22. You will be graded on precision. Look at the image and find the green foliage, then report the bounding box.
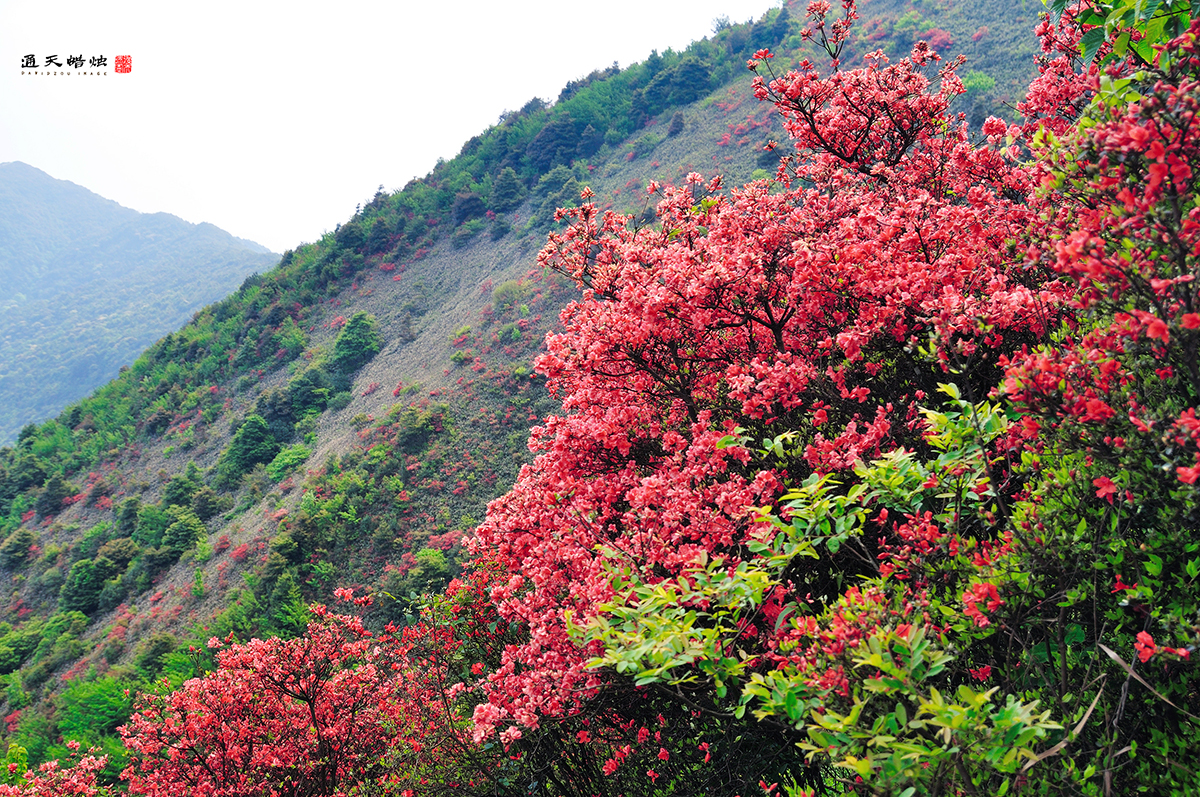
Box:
[334,221,366,252]
[161,470,200,507]
[332,312,382,373]
[392,548,451,597]
[577,392,1066,794]
[34,474,74,517]
[215,414,279,489]
[0,622,40,675]
[668,110,685,136]
[491,280,529,314]
[14,712,54,766]
[451,191,487,225]
[115,497,140,536]
[134,632,177,676]
[630,131,663,159]
[133,504,169,548]
[56,675,133,739]
[289,367,333,417]
[528,166,581,229]
[191,486,225,520]
[58,559,101,614]
[273,316,307,361]
[0,527,35,569]
[1048,0,1193,65]
[489,214,512,240]
[268,570,307,632]
[266,444,312,481]
[96,536,139,572]
[0,743,28,787]
[961,70,996,95]
[638,56,715,117]
[451,218,487,249]
[163,505,206,554]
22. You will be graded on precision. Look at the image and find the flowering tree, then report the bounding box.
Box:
[0,742,111,797]
[463,2,1200,794]
[120,595,482,796]
[467,3,1061,791]
[118,3,1200,795]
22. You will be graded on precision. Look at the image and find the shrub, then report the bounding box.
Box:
[214,415,279,490]
[332,312,381,373]
[490,167,526,212]
[58,559,101,615]
[668,111,685,136]
[163,505,206,554]
[266,444,312,481]
[327,391,353,412]
[0,528,35,570]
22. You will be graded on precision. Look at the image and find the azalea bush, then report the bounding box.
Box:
[460,3,1200,795]
[115,2,1200,795]
[120,593,492,797]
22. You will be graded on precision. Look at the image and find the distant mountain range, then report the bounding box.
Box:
[0,161,278,444]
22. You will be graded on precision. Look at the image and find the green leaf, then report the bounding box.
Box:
[1139,0,1164,22]
[1080,27,1107,65]
[785,689,801,722]
[1113,30,1131,57]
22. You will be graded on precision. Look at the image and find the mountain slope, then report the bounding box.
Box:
[0,162,278,445]
[0,0,1040,773]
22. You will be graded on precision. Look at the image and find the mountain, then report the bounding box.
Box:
[0,162,278,445]
[0,0,1040,778]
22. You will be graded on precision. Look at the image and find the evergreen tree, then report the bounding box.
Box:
[34,474,73,518]
[215,415,279,489]
[163,506,205,553]
[0,528,35,569]
[490,167,526,212]
[58,560,101,615]
[332,312,381,373]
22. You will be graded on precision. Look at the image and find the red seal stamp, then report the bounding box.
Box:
[115,55,131,73]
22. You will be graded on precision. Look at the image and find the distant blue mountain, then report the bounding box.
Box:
[0,162,278,444]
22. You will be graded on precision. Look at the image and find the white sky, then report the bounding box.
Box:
[1,0,780,253]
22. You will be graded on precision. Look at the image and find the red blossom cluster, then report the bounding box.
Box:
[114,3,1200,794]
[121,603,477,796]
[468,10,1063,743]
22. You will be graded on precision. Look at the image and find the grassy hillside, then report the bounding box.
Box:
[0,0,1039,776]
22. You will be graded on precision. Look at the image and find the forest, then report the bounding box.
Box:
[1,0,1199,793]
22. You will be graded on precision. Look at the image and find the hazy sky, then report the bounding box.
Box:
[2,0,780,253]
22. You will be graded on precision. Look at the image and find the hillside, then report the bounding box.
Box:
[0,162,278,445]
[0,0,1042,781]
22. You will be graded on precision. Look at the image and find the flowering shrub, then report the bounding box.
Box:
[0,743,110,797]
[121,600,478,796]
[114,3,1200,795]
[460,3,1200,795]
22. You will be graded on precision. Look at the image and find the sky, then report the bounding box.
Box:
[1,0,780,254]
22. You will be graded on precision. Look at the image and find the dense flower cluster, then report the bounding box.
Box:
[112,3,1200,795]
